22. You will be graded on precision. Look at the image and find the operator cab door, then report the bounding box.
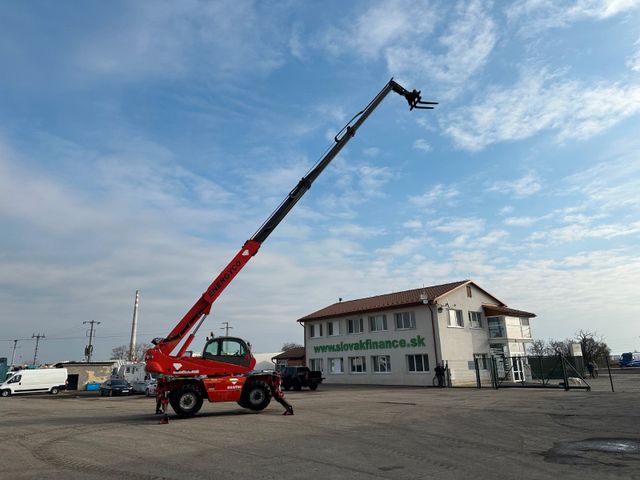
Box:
[202,337,252,368]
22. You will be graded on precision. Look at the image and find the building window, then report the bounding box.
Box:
[327,320,340,336]
[369,314,387,332]
[473,354,488,369]
[347,318,364,334]
[448,309,464,327]
[328,358,343,374]
[309,358,323,372]
[407,354,430,372]
[394,311,416,329]
[308,323,323,338]
[349,356,366,373]
[466,285,472,297]
[469,311,482,328]
[372,355,391,373]
[488,317,506,338]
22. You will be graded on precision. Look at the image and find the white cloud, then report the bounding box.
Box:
[376,236,427,258]
[321,0,495,98]
[628,36,640,72]
[413,139,432,152]
[409,183,460,206]
[507,0,640,36]
[487,173,542,198]
[76,1,287,80]
[530,221,640,243]
[446,68,640,150]
[563,152,640,212]
[403,219,424,229]
[431,217,485,235]
[504,216,542,226]
[385,0,496,97]
[363,147,381,157]
[499,206,514,215]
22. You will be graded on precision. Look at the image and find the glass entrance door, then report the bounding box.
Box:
[512,356,525,382]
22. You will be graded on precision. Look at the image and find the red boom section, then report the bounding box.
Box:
[156,239,262,356]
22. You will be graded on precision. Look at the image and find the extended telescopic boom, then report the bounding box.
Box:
[154,79,436,356]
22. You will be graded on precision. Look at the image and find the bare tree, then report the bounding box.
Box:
[111,343,152,361]
[575,330,610,364]
[528,339,547,356]
[547,338,573,356]
[281,342,303,351]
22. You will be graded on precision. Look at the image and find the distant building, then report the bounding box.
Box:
[298,280,535,386]
[272,347,305,370]
[54,361,116,390]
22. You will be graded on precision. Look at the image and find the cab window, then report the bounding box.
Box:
[204,339,246,357]
[8,374,21,384]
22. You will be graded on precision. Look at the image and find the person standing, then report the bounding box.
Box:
[435,362,446,387]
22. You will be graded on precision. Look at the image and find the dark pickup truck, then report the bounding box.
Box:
[281,366,323,391]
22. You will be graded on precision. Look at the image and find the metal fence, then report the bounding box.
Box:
[441,354,615,391]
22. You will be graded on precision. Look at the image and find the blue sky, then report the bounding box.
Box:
[1,0,639,363]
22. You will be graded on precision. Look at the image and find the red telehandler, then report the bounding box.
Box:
[145,79,436,419]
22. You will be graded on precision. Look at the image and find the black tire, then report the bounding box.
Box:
[292,379,302,391]
[241,381,271,411]
[170,385,203,418]
[309,383,318,391]
[50,387,59,395]
[283,382,291,391]
[1,389,10,398]
[100,390,105,397]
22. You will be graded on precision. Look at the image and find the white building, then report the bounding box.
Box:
[298,280,535,386]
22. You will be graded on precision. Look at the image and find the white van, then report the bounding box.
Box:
[0,368,68,397]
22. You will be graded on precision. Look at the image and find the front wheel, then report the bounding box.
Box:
[170,385,203,418]
[309,383,318,391]
[242,381,272,411]
[1,389,10,398]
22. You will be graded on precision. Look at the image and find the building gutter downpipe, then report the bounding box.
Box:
[428,303,440,364]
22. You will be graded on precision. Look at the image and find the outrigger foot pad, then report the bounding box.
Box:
[159,414,169,425]
[283,406,294,416]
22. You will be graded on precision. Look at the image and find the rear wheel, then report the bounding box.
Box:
[170,385,203,418]
[309,383,318,391]
[292,379,302,391]
[242,381,271,411]
[50,387,59,395]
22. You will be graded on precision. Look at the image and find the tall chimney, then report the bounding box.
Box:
[128,290,140,362]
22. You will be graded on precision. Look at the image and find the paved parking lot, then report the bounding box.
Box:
[1,374,639,480]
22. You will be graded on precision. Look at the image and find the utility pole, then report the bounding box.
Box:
[31,333,45,365]
[128,290,140,362]
[220,322,233,336]
[10,339,20,367]
[83,320,100,362]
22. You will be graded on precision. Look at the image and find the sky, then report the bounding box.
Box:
[1,0,639,364]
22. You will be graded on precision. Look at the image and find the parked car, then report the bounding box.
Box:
[0,368,68,397]
[132,375,157,395]
[281,366,323,391]
[144,378,157,397]
[627,360,640,368]
[100,379,133,396]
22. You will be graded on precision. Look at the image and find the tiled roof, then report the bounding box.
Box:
[483,305,536,318]
[271,347,305,360]
[298,280,471,322]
